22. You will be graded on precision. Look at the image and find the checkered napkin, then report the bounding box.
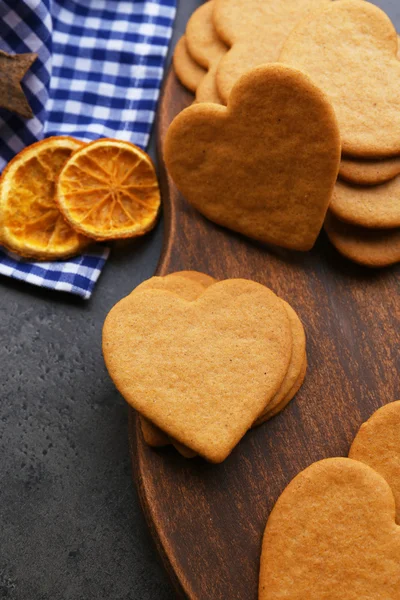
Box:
[0,0,176,299]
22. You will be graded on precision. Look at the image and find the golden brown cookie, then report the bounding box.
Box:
[260,457,400,599]
[141,419,197,458]
[349,401,400,523]
[168,270,216,288]
[172,442,197,459]
[103,279,292,463]
[136,272,216,455]
[254,302,306,426]
[330,178,400,230]
[141,418,169,447]
[279,0,400,157]
[131,273,207,300]
[339,155,400,186]
[173,36,206,93]
[186,2,225,68]
[195,64,224,105]
[324,212,400,268]
[141,275,305,452]
[164,64,340,251]
[213,0,331,104]
[265,356,307,420]
[255,356,307,426]
[186,1,227,105]
[133,272,304,453]
[141,274,305,454]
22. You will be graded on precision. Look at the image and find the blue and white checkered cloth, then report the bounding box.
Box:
[0,0,176,299]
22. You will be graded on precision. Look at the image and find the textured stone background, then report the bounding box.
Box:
[0,1,398,598]
[0,2,198,598]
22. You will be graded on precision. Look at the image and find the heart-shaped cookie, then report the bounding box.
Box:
[254,302,306,425]
[103,279,292,463]
[259,457,400,598]
[350,401,400,523]
[137,271,216,456]
[138,273,306,455]
[164,64,340,251]
[263,356,307,421]
[280,0,400,157]
[213,0,332,103]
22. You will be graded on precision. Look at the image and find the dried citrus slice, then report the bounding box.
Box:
[0,136,90,260]
[56,139,160,240]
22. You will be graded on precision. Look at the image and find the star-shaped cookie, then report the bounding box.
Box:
[0,50,37,119]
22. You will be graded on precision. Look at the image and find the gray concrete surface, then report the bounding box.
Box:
[0,2,200,599]
[0,1,398,598]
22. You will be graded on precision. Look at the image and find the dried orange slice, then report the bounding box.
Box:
[56,139,160,240]
[0,136,90,260]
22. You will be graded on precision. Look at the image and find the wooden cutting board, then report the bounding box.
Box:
[129,67,400,600]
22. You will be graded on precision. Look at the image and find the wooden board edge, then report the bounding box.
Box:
[129,410,194,600]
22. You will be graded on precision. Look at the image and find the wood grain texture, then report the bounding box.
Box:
[129,68,400,600]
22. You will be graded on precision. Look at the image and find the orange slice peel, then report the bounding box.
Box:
[56,138,160,241]
[0,136,90,260]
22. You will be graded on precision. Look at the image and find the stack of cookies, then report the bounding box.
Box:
[102,271,306,463]
[170,0,400,267]
[324,180,400,268]
[173,2,227,104]
[167,1,343,253]
[259,401,400,598]
[173,0,333,107]
[277,0,400,268]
